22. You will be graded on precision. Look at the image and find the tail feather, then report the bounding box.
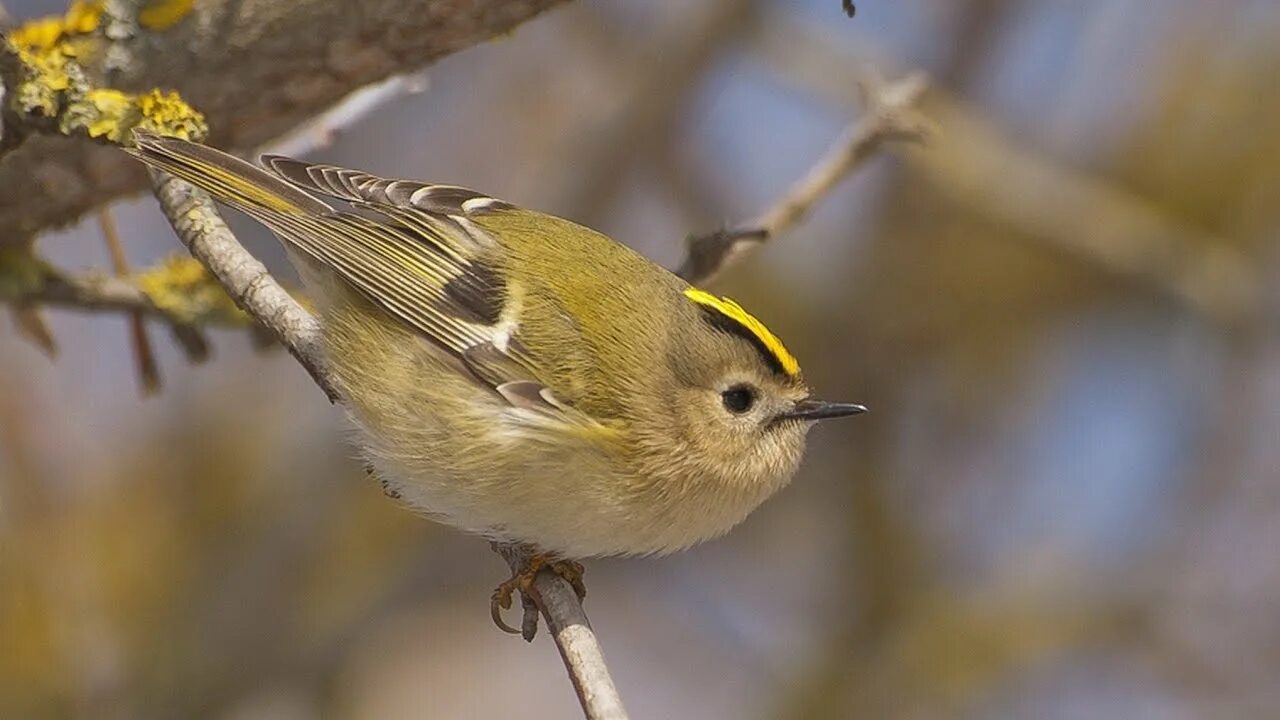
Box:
[129,130,333,218]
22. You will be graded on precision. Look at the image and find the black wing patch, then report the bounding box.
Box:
[442,262,505,325]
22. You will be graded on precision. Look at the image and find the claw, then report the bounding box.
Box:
[490,582,521,635]
[489,547,588,640]
[490,552,547,636]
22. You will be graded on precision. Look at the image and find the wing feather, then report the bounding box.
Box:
[130,132,608,439]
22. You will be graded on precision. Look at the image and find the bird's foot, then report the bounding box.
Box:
[490,543,587,641]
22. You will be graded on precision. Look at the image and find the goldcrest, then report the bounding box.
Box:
[128,132,865,560]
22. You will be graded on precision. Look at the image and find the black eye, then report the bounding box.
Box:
[721,385,756,414]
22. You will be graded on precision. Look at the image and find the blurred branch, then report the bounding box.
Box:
[755,16,1264,326]
[906,100,1261,325]
[144,169,627,719]
[553,0,756,224]
[98,208,161,395]
[263,71,429,159]
[678,71,930,285]
[11,256,238,325]
[21,270,162,316]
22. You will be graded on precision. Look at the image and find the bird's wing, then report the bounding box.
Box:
[130,132,616,441]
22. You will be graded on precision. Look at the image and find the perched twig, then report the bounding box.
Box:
[677,72,930,285]
[495,544,628,720]
[144,169,627,718]
[145,170,339,403]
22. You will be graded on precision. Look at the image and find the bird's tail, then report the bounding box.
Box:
[127,130,333,221]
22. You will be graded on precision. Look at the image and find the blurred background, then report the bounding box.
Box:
[4,0,1280,717]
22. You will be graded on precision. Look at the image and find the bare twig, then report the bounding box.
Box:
[99,208,161,395]
[677,72,930,285]
[263,72,429,159]
[144,169,627,718]
[8,306,55,356]
[756,16,1264,326]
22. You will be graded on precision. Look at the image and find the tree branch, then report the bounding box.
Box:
[145,169,339,403]
[0,0,567,244]
[754,14,1265,326]
[144,169,627,718]
[677,71,929,285]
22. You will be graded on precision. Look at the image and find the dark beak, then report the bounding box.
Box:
[777,398,868,423]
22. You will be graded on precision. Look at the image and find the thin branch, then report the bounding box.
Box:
[21,264,222,325]
[145,170,340,403]
[496,545,628,720]
[677,71,930,285]
[99,208,161,395]
[28,271,170,316]
[263,71,429,159]
[144,169,627,718]
[755,15,1265,326]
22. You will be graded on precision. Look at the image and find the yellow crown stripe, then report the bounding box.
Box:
[684,288,800,376]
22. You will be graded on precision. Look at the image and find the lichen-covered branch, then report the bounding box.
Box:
[3,247,242,324]
[0,0,567,243]
[677,72,930,285]
[2,248,249,361]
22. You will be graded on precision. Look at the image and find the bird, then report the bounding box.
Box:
[126,130,866,634]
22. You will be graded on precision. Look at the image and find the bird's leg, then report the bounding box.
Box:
[490,542,587,641]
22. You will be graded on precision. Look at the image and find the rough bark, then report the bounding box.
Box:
[0,0,566,243]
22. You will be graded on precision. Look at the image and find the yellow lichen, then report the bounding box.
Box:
[3,1,206,150]
[8,18,65,51]
[5,39,206,142]
[52,87,206,143]
[138,0,194,31]
[63,1,105,34]
[135,89,208,140]
[82,88,136,140]
[135,255,245,325]
[9,44,74,116]
[8,1,103,51]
